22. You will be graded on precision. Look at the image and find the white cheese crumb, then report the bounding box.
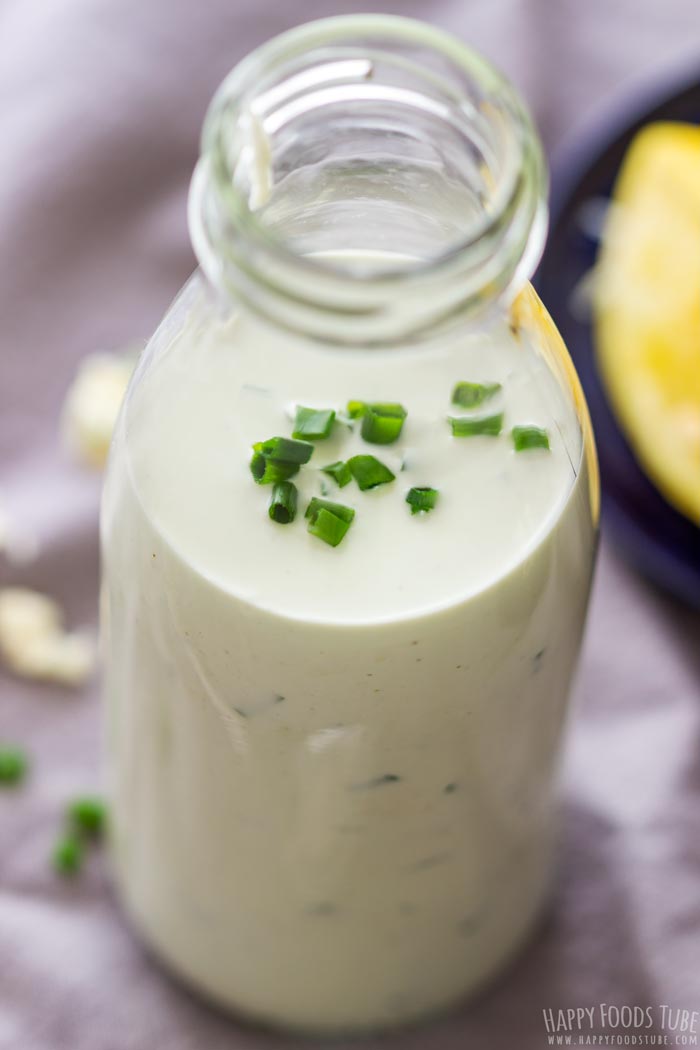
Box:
[61,351,137,469]
[0,587,95,686]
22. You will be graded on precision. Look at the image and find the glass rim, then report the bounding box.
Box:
[194,14,546,287]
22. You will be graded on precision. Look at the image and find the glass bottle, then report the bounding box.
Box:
[101,15,599,1035]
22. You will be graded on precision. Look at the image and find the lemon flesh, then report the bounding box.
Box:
[593,121,700,524]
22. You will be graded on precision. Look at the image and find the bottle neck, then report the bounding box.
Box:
[188,15,548,346]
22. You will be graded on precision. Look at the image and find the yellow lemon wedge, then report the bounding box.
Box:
[593,121,700,524]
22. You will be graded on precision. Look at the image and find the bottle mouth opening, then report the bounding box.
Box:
[189,15,547,343]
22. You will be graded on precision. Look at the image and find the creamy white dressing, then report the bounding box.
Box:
[122,279,580,623]
[102,271,596,1033]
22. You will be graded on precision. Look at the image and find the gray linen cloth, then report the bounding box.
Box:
[1,1,699,1047]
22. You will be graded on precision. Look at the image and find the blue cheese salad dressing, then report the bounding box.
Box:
[101,16,598,1035]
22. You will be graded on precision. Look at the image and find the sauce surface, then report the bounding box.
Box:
[125,271,581,625]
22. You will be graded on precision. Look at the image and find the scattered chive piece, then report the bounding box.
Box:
[347,454,396,491]
[308,509,351,548]
[250,453,299,484]
[321,461,352,488]
[305,497,355,547]
[406,487,439,515]
[68,796,107,839]
[347,400,366,419]
[347,400,407,443]
[512,425,550,451]
[253,436,314,464]
[268,481,298,524]
[0,747,28,786]
[448,413,503,437]
[292,406,336,441]
[52,835,83,877]
[359,402,407,445]
[250,436,314,485]
[305,498,355,525]
[451,381,501,408]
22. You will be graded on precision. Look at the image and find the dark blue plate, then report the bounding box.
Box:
[537,66,700,609]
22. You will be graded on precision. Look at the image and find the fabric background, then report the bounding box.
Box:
[1,2,699,1048]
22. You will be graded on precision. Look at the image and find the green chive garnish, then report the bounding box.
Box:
[512,425,550,451]
[348,401,407,444]
[254,436,314,464]
[348,455,396,491]
[448,413,503,437]
[250,453,299,484]
[347,401,366,420]
[305,498,355,547]
[250,436,314,484]
[305,498,355,525]
[68,796,107,839]
[321,461,352,488]
[0,747,28,786]
[268,481,298,524]
[52,834,83,877]
[451,381,501,408]
[292,406,336,441]
[406,487,439,514]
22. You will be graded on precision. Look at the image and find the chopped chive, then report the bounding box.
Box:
[308,508,351,547]
[348,454,396,491]
[250,453,299,484]
[253,436,314,464]
[448,413,503,437]
[0,747,28,786]
[52,834,83,877]
[268,481,298,524]
[360,402,407,445]
[321,461,352,488]
[305,498,355,525]
[347,399,407,442]
[406,487,439,514]
[305,497,355,547]
[451,381,501,408]
[512,425,550,451]
[292,406,336,441]
[68,796,107,839]
[250,436,314,485]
